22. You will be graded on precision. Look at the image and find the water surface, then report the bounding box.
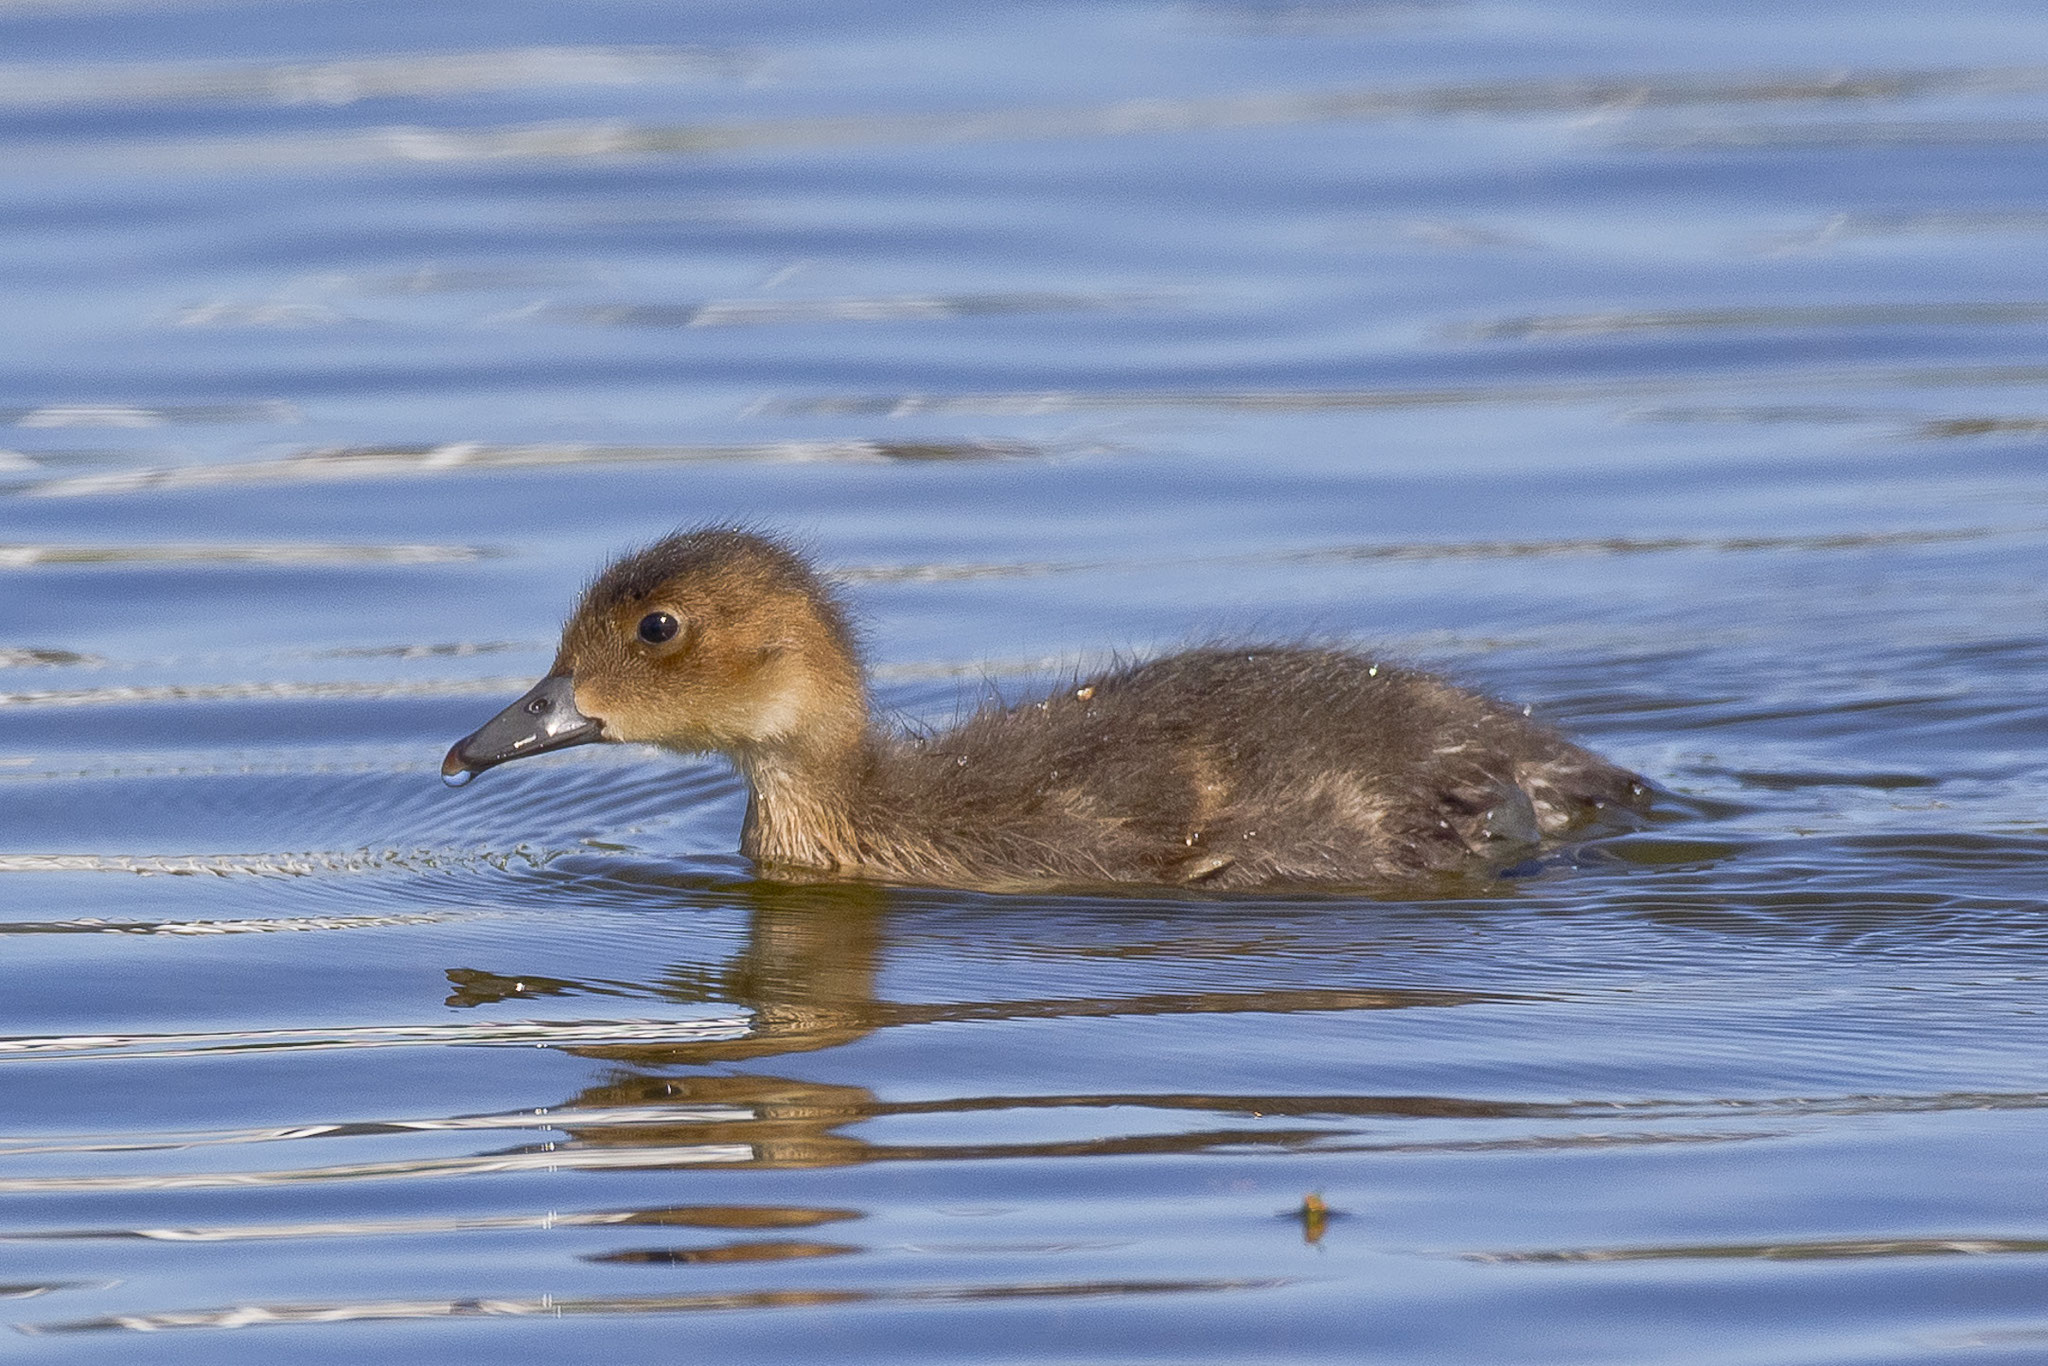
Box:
[3,0,2048,1361]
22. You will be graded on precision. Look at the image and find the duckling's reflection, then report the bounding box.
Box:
[444,876,1549,1177]
[449,878,888,1061]
[445,879,890,1178]
[715,880,890,1063]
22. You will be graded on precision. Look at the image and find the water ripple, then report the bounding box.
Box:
[1469,1235,2048,1263]
[0,46,756,111]
[0,676,532,710]
[19,1278,1282,1335]
[0,1143,760,1195]
[1626,118,2048,149]
[19,440,1049,497]
[0,649,97,668]
[0,912,464,935]
[0,1203,858,1244]
[1454,302,2048,341]
[554,291,1165,328]
[1917,415,2048,438]
[833,525,2024,585]
[1750,209,2048,255]
[754,362,2048,417]
[0,1016,750,1062]
[57,66,2048,171]
[0,403,296,428]
[0,543,482,567]
[0,1104,756,1157]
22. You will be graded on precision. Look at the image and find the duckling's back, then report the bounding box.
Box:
[866,647,1643,890]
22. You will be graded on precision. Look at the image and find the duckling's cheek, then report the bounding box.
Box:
[573,681,682,746]
[570,682,624,739]
[744,681,808,744]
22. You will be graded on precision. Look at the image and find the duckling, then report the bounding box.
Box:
[443,528,1646,890]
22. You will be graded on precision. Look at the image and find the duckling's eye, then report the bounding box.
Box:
[637,612,680,645]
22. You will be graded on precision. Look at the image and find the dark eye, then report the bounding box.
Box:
[637,612,680,645]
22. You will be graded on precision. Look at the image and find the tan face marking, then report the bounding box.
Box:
[554,586,823,753]
[541,530,868,763]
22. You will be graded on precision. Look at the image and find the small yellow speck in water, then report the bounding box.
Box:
[1074,685,1095,700]
[1297,1192,1331,1244]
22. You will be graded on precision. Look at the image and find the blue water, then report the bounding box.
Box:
[3,1,2048,1360]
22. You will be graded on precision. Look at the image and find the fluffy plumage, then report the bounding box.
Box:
[445,528,1646,891]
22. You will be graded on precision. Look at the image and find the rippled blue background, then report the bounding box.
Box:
[3,0,2047,1360]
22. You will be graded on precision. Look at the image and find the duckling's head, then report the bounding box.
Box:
[443,528,865,784]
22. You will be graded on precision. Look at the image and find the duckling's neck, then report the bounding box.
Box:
[731,696,881,871]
